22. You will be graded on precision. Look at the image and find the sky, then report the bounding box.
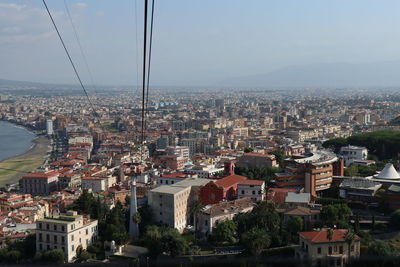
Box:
[1,0,400,86]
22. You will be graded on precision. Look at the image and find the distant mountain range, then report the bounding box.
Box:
[220,61,400,88]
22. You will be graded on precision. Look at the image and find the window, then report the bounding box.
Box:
[241,190,244,194]
[351,245,354,252]
[54,235,57,243]
[205,220,208,226]
[306,245,308,252]
[46,234,50,242]
[334,246,337,252]
[39,244,43,250]
[54,225,57,231]
[160,212,162,215]
[86,229,89,235]
[62,236,65,242]
[39,223,42,229]
[62,247,65,252]
[317,247,321,254]
[329,246,332,254]
[61,225,65,231]
[46,224,49,230]
[160,203,163,207]
[47,245,50,250]
[72,245,75,252]
[339,246,343,254]
[71,235,74,241]
[252,191,255,195]
[39,233,42,242]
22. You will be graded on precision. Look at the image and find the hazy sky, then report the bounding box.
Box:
[2,0,400,86]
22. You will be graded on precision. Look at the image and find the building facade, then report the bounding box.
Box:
[36,211,98,262]
[296,229,360,267]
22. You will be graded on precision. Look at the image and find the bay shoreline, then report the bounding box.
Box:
[0,121,51,187]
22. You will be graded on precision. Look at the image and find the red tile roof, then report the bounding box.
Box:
[214,174,247,188]
[244,152,273,158]
[238,180,265,186]
[299,229,360,243]
[22,171,59,179]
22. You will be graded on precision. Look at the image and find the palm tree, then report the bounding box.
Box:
[345,229,356,263]
[327,228,334,241]
[189,199,204,234]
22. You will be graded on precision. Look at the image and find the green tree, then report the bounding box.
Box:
[322,138,349,153]
[286,216,303,241]
[368,239,399,257]
[252,202,280,232]
[345,229,356,261]
[188,199,204,234]
[160,228,188,257]
[212,220,237,245]
[244,147,254,153]
[269,150,287,166]
[241,228,271,256]
[75,250,94,263]
[132,211,141,225]
[40,249,65,264]
[320,204,351,227]
[390,209,400,229]
[345,165,358,177]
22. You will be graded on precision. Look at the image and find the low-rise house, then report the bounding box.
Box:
[237,180,265,201]
[296,229,361,266]
[197,197,255,235]
[279,206,320,229]
[36,211,98,262]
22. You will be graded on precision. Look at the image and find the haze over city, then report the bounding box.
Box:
[3,0,400,86]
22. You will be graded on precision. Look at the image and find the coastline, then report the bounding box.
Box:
[0,135,51,187]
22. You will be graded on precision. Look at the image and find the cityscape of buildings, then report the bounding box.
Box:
[1,86,400,265]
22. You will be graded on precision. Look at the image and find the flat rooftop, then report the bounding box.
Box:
[294,150,337,165]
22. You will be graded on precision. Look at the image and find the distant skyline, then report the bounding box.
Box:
[2,1,400,87]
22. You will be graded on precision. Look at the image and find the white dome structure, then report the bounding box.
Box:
[374,163,400,180]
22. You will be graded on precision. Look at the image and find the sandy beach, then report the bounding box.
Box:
[0,136,50,187]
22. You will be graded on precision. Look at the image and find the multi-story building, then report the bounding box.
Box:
[46,119,53,135]
[148,178,212,232]
[237,180,265,201]
[339,145,368,167]
[0,193,33,212]
[236,152,278,168]
[166,146,190,160]
[296,229,361,266]
[275,151,344,197]
[36,211,98,262]
[20,170,59,195]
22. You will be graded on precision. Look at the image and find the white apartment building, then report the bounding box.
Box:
[36,211,98,262]
[68,136,93,145]
[237,180,266,201]
[166,146,190,160]
[185,165,224,178]
[81,176,116,192]
[148,178,212,232]
[339,145,368,167]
